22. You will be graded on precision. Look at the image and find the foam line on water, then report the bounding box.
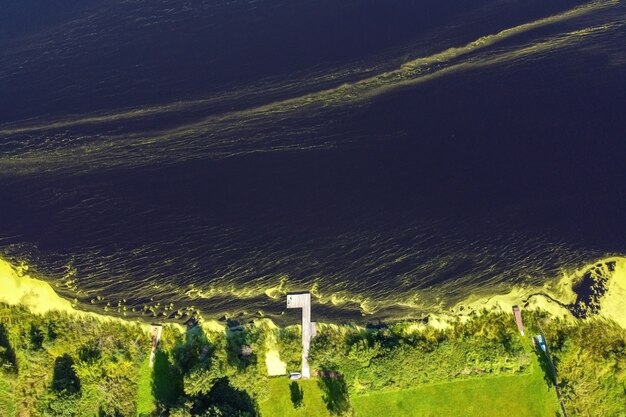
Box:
[0,0,617,144]
[3,255,626,328]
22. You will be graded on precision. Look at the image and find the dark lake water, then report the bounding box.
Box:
[1,0,625,323]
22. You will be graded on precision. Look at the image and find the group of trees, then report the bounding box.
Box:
[536,314,626,416]
[1,302,625,417]
[305,311,626,416]
[276,327,301,371]
[309,311,528,394]
[0,303,150,417]
[0,303,270,417]
[153,322,269,417]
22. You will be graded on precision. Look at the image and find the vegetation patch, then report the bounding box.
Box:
[259,378,333,417]
[351,358,560,417]
[309,312,531,395]
[0,302,624,416]
[136,355,156,416]
[539,317,626,416]
[0,375,16,417]
[0,303,149,417]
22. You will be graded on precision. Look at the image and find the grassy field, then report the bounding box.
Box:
[0,376,16,417]
[260,357,560,417]
[351,365,560,417]
[136,355,156,416]
[259,378,334,417]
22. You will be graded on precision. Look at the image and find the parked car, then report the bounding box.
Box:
[535,335,547,353]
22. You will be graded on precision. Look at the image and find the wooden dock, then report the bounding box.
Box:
[149,323,162,368]
[286,292,314,379]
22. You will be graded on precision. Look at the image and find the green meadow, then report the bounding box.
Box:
[136,355,157,416]
[259,379,334,417]
[350,361,560,417]
[260,356,560,417]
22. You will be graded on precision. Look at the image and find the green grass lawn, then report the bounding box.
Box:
[136,355,156,416]
[261,357,560,417]
[0,375,16,417]
[259,378,334,417]
[351,361,560,417]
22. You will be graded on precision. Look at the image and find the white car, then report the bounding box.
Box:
[289,372,302,380]
[536,335,547,353]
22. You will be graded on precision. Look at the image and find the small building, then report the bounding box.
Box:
[512,305,525,336]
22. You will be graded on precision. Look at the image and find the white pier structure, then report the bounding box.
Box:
[149,323,163,368]
[286,292,316,379]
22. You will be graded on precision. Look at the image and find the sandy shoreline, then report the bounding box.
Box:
[0,259,151,330]
[2,255,625,377]
[1,256,625,331]
[442,256,626,329]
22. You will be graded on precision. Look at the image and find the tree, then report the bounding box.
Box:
[184,367,223,396]
[40,392,81,417]
[277,328,301,371]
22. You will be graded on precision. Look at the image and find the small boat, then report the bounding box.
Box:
[289,371,302,380]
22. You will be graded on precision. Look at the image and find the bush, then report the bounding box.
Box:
[277,327,301,371]
[547,320,626,416]
[310,312,529,393]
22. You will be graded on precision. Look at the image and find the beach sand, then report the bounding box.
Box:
[2,255,625,378]
[598,257,626,328]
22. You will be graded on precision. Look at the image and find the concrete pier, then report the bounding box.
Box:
[286,292,314,379]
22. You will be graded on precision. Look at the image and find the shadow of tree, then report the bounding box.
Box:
[98,405,124,417]
[191,377,259,417]
[52,354,81,395]
[152,350,183,410]
[534,348,556,388]
[0,323,17,373]
[78,339,102,364]
[151,323,262,416]
[289,381,304,409]
[173,324,213,375]
[226,325,257,371]
[318,374,351,416]
[29,324,44,350]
